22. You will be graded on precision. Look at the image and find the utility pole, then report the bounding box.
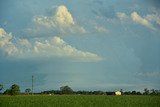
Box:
[32,75,34,95]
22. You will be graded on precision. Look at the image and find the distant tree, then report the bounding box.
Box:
[136,91,142,95]
[93,91,105,95]
[60,86,73,94]
[150,89,160,95]
[41,90,61,95]
[25,88,31,94]
[150,89,156,95]
[143,88,149,95]
[120,89,123,95]
[0,84,3,92]
[3,89,11,95]
[10,84,20,96]
[131,91,137,95]
[124,91,131,95]
[106,91,115,95]
[53,90,61,94]
[124,91,141,95]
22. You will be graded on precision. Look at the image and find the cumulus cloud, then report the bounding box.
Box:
[116,11,157,30]
[116,12,129,21]
[90,20,109,33]
[33,37,102,61]
[16,39,32,54]
[146,14,160,25]
[95,26,109,33]
[55,5,74,25]
[33,5,86,34]
[131,12,155,30]
[0,28,18,55]
[0,28,12,47]
[0,28,102,61]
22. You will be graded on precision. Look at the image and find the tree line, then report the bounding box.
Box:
[42,87,160,95]
[0,84,160,96]
[0,84,20,96]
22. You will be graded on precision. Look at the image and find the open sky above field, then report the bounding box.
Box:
[0,0,160,92]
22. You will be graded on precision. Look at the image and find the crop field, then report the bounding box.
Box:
[0,95,160,107]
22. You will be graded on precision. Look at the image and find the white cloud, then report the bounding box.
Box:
[17,39,32,47]
[95,26,109,33]
[33,5,86,34]
[116,11,156,30]
[0,28,12,47]
[55,5,74,25]
[116,12,129,21]
[0,28,18,55]
[90,20,109,33]
[2,44,18,56]
[131,12,155,30]
[33,36,102,61]
[16,39,32,54]
[0,28,102,61]
[146,14,160,25]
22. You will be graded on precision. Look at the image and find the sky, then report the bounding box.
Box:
[0,0,160,92]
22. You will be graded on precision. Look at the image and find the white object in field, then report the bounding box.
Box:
[115,91,122,95]
[49,94,52,96]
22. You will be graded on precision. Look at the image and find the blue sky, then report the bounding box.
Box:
[0,0,160,92]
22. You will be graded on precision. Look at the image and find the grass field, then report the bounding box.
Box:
[0,95,160,107]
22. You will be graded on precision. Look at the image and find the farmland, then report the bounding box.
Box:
[0,95,160,107]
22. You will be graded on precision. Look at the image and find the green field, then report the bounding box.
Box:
[0,95,160,107]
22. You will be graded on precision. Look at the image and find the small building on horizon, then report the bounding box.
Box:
[115,91,122,95]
